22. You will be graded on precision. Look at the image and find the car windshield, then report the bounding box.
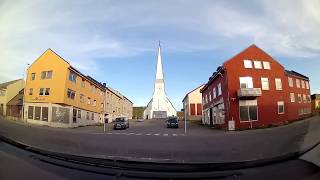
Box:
[168,118,178,123]
[115,118,125,122]
[1,1,320,179]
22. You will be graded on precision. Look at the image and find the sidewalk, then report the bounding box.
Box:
[0,116,319,163]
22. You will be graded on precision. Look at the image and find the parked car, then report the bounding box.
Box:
[113,117,129,130]
[166,117,179,128]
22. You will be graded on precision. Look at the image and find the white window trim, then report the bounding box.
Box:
[263,61,271,69]
[275,78,282,90]
[253,61,262,69]
[261,77,269,90]
[243,60,253,69]
[277,101,285,114]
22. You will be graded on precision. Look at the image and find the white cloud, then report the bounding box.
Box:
[0,0,319,85]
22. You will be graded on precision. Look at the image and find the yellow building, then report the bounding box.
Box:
[311,94,320,115]
[24,49,106,128]
[104,87,133,123]
[182,84,204,121]
[0,79,25,117]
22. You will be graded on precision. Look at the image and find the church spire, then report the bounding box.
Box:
[155,41,164,80]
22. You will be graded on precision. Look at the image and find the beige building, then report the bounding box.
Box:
[104,87,133,123]
[0,79,25,117]
[182,84,204,121]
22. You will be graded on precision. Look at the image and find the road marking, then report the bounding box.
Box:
[135,133,142,135]
[145,133,151,136]
[154,133,160,136]
[163,134,168,136]
[172,134,178,136]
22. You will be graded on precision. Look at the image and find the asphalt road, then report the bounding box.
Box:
[1,140,319,180]
[0,116,320,163]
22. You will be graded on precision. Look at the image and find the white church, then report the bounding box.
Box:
[143,43,177,119]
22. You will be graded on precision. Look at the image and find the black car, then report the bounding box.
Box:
[166,117,179,128]
[113,117,129,130]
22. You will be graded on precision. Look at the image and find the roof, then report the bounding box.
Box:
[200,66,224,92]
[285,70,309,80]
[311,94,320,100]
[182,84,205,102]
[0,79,22,89]
[7,89,24,106]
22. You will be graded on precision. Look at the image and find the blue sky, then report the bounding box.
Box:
[0,0,319,110]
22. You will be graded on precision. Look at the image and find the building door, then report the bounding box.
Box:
[209,108,213,126]
[73,109,77,123]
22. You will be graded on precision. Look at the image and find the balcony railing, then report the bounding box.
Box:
[237,88,262,99]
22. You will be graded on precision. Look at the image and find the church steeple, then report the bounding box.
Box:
[155,41,164,80]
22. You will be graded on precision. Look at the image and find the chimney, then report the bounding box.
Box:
[103,83,106,87]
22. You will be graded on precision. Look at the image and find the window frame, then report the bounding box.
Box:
[243,60,253,69]
[261,77,269,90]
[262,61,271,69]
[253,61,262,69]
[290,93,295,103]
[288,77,293,87]
[275,78,282,90]
[277,101,285,114]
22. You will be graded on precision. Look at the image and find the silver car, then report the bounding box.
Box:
[113,117,129,130]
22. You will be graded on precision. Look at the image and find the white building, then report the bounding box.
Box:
[143,43,176,119]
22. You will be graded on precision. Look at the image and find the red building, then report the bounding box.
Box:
[200,44,312,130]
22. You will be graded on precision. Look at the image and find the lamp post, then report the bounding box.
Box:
[22,63,30,123]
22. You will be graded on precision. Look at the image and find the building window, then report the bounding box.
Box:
[298,94,302,103]
[213,88,216,99]
[288,77,293,87]
[240,77,253,88]
[296,79,300,88]
[28,106,34,119]
[205,95,208,104]
[41,71,52,79]
[0,90,5,96]
[218,83,222,96]
[34,106,41,120]
[81,80,85,87]
[301,80,305,89]
[42,107,48,121]
[31,73,36,80]
[80,94,85,103]
[67,89,75,99]
[91,113,94,120]
[190,103,196,116]
[101,103,104,108]
[45,88,50,95]
[306,81,309,89]
[197,103,202,115]
[87,97,91,105]
[253,61,262,69]
[77,110,81,118]
[261,77,269,90]
[299,108,304,115]
[209,93,212,102]
[86,112,89,120]
[307,95,311,103]
[243,60,253,68]
[69,71,77,83]
[263,61,271,69]
[39,88,45,95]
[239,100,257,121]
[93,100,97,107]
[275,78,282,90]
[29,88,33,95]
[290,93,295,103]
[278,101,285,114]
[303,94,307,103]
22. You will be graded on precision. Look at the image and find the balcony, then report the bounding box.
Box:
[237,88,262,99]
